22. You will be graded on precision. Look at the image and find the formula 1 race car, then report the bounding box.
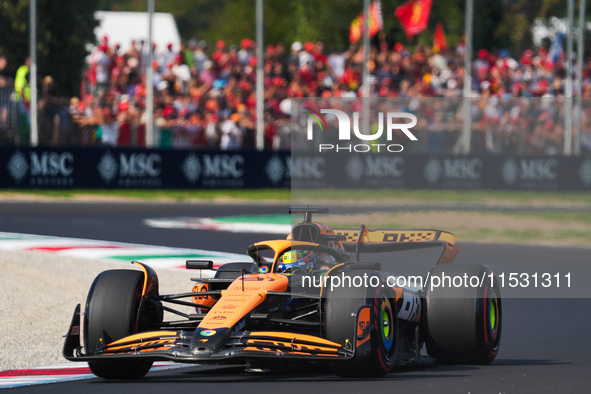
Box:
[63,207,502,379]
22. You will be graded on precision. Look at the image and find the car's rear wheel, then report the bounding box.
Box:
[84,269,153,379]
[423,264,502,364]
[324,271,397,377]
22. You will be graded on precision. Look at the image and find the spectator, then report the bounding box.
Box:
[171,54,191,94]
[219,111,242,150]
[37,76,59,145]
[328,47,346,79]
[0,56,10,133]
[238,39,254,66]
[14,34,587,155]
[160,43,176,71]
[14,57,31,143]
[100,107,120,146]
[193,40,209,73]
[95,44,112,95]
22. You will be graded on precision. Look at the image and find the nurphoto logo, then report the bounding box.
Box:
[303,107,418,153]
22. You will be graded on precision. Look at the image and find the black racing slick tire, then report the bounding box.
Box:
[84,270,153,379]
[324,271,398,378]
[423,264,502,365]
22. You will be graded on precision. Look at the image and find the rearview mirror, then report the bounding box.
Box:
[186,260,214,270]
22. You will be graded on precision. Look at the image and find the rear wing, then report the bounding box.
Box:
[288,207,459,265]
[333,226,459,265]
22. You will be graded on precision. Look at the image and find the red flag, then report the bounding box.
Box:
[433,23,447,53]
[394,0,432,38]
[349,1,384,43]
[350,16,363,43]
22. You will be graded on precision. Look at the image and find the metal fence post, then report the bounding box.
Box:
[256,0,264,150]
[564,0,574,156]
[29,0,38,146]
[574,0,585,156]
[146,0,155,148]
[457,0,473,155]
[362,0,370,137]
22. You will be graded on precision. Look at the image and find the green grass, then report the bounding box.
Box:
[294,189,591,206]
[320,209,591,248]
[213,214,291,224]
[554,230,591,241]
[2,188,590,209]
[2,188,590,247]
[321,209,591,227]
[502,211,591,224]
[0,189,291,202]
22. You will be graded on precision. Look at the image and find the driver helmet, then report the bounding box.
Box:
[277,250,316,273]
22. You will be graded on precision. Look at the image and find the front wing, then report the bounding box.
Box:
[63,304,357,364]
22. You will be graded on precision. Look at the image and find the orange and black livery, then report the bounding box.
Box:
[63,207,502,379]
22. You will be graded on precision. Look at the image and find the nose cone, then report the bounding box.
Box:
[190,328,230,357]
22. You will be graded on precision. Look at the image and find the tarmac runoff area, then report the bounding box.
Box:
[0,249,196,372]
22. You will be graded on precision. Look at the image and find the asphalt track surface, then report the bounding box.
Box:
[1,201,590,393]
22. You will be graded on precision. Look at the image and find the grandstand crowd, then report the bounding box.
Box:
[4,36,591,154]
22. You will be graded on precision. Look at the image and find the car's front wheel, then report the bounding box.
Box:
[84,269,153,379]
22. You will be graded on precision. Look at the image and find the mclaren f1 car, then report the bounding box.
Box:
[63,207,502,379]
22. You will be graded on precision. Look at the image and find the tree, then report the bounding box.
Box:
[0,0,98,97]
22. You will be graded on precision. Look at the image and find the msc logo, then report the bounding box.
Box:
[119,153,161,177]
[303,107,418,153]
[30,152,74,176]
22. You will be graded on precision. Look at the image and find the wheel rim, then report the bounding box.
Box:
[486,288,500,344]
[380,297,394,351]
